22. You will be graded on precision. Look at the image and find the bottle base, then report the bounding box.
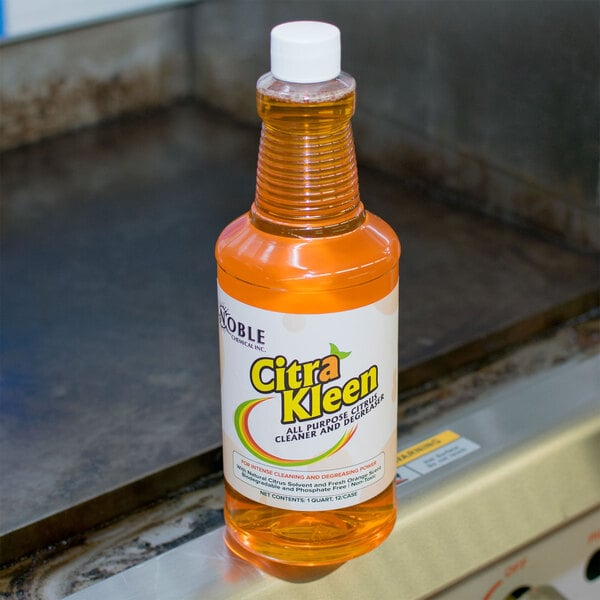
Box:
[223,481,397,571]
[223,528,346,582]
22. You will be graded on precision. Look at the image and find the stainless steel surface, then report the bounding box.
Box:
[64,354,600,600]
[441,508,598,599]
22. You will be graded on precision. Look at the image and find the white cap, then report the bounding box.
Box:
[270,21,341,84]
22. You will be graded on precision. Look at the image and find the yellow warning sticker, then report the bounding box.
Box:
[396,430,461,467]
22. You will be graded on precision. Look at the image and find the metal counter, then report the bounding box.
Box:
[64,355,600,600]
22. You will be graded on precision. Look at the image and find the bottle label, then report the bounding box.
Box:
[218,284,398,511]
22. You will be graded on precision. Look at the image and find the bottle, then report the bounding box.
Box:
[216,21,401,568]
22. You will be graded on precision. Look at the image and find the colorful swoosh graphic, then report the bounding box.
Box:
[235,397,357,467]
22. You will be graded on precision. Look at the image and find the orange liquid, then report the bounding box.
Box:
[215,74,401,568]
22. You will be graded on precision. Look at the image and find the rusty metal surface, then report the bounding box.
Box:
[1,1,597,252]
[0,103,598,565]
[192,0,600,252]
[0,8,191,151]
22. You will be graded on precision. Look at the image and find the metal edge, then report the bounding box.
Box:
[398,288,599,392]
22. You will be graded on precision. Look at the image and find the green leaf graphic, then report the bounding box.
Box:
[330,342,351,359]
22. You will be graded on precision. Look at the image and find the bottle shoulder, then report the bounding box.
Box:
[215,211,400,289]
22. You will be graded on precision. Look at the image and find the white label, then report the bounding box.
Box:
[406,437,480,475]
[218,284,398,511]
[395,431,481,487]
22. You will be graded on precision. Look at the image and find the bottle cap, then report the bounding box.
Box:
[270,21,341,84]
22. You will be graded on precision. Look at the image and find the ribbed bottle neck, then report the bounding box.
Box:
[250,74,365,237]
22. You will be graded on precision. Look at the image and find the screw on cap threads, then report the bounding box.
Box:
[270,21,341,83]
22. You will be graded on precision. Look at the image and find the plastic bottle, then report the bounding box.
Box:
[216,21,401,568]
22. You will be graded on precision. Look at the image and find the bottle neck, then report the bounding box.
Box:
[250,73,365,237]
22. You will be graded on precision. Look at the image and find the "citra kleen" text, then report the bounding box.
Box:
[249,354,378,424]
